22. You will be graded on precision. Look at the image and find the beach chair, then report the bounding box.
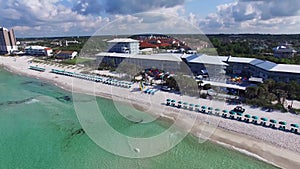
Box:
[147,89,153,94]
[150,89,158,95]
[222,113,227,118]
[279,125,286,131]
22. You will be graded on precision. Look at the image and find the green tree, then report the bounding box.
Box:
[245,86,258,99]
[165,74,199,96]
[203,84,212,90]
[116,62,142,80]
[274,89,287,105]
[264,79,276,92]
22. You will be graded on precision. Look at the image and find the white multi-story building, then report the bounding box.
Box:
[25,46,53,56]
[107,38,140,54]
[0,27,17,54]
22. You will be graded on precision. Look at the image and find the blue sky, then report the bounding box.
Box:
[185,0,234,17]
[0,0,299,37]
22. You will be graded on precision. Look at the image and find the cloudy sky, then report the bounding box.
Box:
[0,0,299,37]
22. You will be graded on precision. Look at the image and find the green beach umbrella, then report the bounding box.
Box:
[229,111,236,115]
[279,121,287,125]
[183,102,189,105]
[208,107,213,110]
[222,110,229,113]
[178,101,182,104]
[291,124,299,128]
[260,117,268,121]
[171,100,176,103]
[166,99,171,102]
[270,119,277,123]
[195,105,200,108]
[201,106,207,109]
[215,108,221,111]
[236,112,243,116]
[252,116,258,120]
[189,103,194,107]
[244,114,251,118]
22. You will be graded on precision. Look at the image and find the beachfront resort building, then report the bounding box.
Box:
[96,38,300,84]
[107,38,140,54]
[96,52,184,73]
[96,52,228,80]
[0,27,17,54]
[219,56,300,83]
[182,54,228,81]
[96,38,227,79]
[25,46,53,57]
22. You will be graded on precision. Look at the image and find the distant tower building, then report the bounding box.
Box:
[0,27,17,54]
[107,38,140,54]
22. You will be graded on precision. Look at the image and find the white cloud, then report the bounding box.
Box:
[1,0,299,36]
[96,6,202,36]
[199,0,300,34]
[0,0,109,37]
[0,0,191,37]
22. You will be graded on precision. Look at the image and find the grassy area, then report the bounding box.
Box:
[197,48,218,55]
[61,57,94,65]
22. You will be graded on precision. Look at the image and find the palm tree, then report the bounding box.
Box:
[290,94,296,108]
[245,86,258,99]
[264,79,276,92]
[274,89,287,105]
[257,86,268,100]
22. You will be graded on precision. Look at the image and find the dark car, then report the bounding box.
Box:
[161,86,171,91]
[233,106,245,113]
[266,108,273,112]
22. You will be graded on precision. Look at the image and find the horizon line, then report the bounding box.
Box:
[16,33,300,39]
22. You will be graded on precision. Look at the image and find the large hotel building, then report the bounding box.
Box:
[0,27,17,54]
[96,38,300,84]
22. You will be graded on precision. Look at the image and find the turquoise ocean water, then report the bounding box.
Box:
[0,68,277,169]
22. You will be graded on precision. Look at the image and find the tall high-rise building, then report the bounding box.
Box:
[0,27,17,54]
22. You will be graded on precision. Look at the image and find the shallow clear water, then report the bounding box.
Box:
[0,68,278,169]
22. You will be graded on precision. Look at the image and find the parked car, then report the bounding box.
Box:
[161,86,171,91]
[266,108,273,112]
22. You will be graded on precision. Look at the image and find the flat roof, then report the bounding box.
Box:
[248,77,263,83]
[254,60,277,70]
[270,64,300,74]
[96,52,183,62]
[219,56,262,64]
[96,52,300,74]
[220,55,300,74]
[186,54,228,66]
[25,46,48,50]
[201,80,246,90]
[230,57,257,64]
[107,38,139,43]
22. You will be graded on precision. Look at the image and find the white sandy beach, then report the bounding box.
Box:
[1,56,300,169]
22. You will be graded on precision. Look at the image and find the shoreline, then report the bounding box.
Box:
[1,56,300,168]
